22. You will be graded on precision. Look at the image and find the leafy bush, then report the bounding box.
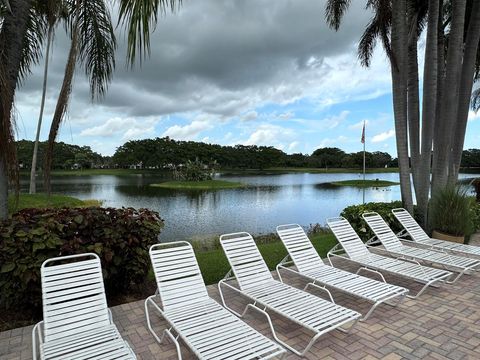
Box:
[429,186,474,237]
[469,198,480,232]
[0,207,163,311]
[340,201,406,240]
[174,159,217,181]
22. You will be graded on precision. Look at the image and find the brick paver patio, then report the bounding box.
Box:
[1,238,480,359]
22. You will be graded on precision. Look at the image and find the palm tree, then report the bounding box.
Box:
[29,0,63,194]
[431,0,467,194]
[0,0,180,218]
[0,0,47,219]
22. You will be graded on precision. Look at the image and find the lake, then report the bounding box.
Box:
[22,171,480,242]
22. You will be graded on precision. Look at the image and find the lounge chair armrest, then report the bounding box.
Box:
[276,262,296,282]
[32,321,44,360]
[356,267,386,283]
[304,282,336,304]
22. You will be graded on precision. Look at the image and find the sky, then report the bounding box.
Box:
[14,0,480,157]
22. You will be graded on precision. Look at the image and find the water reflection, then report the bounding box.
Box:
[20,171,479,242]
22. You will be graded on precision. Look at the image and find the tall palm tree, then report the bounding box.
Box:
[448,1,480,182]
[43,0,181,192]
[29,0,63,194]
[0,0,180,218]
[431,0,466,194]
[0,0,47,219]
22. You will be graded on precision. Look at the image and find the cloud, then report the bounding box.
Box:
[372,129,395,143]
[80,117,158,141]
[348,119,370,130]
[468,110,480,122]
[288,141,300,152]
[278,111,295,120]
[326,110,349,129]
[318,135,348,148]
[241,111,258,122]
[243,123,296,150]
[162,118,213,140]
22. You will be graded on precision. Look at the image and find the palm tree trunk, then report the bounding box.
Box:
[44,21,80,194]
[0,0,33,219]
[407,32,420,195]
[448,0,480,184]
[0,159,8,219]
[29,25,53,194]
[391,0,413,213]
[431,0,466,195]
[417,0,440,226]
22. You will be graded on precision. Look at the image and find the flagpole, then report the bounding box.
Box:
[362,121,366,204]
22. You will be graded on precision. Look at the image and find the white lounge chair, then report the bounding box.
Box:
[392,207,480,258]
[218,232,361,357]
[362,212,480,282]
[275,224,408,321]
[327,217,452,298]
[32,253,136,360]
[145,241,286,360]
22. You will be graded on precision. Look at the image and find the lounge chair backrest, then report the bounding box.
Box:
[392,208,430,243]
[150,242,209,310]
[41,253,111,342]
[362,212,403,252]
[220,232,273,290]
[327,217,371,260]
[276,224,327,273]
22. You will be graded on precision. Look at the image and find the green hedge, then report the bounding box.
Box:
[0,207,163,311]
[340,201,407,241]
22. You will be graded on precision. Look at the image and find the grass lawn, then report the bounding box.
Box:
[329,179,399,187]
[8,193,101,214]
[150,179,245,190]
[194,233,338,284]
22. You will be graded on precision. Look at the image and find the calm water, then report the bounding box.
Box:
[22,171,479,242]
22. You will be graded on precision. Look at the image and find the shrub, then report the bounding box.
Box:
[429,186,474,237]
[0,207,163,311]
[340,201,406,240]
[472,200,480,232]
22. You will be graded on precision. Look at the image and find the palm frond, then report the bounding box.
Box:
[18,3,48,83]
[358,19,379,67]
[76,0,116,98]
[117,0,181,66]
[358,0,392,68]
[472,88,480,112]
[325,0,352,31]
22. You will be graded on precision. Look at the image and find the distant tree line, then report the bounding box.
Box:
[16,140,106,170]
[16,138,480,171]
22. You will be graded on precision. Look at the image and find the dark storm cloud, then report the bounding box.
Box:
[17,0,373,119]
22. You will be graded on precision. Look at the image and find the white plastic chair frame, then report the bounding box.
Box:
[326,217,452,299]
[392,208,480,258]
[275,224,408,321]
[32,253,136,360]
[145,241,286,360]
[362,212,480,283]
[218,232,361,357]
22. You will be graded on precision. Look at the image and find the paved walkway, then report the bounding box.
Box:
[2,243,480,359]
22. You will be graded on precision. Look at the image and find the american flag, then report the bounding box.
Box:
[361,122,365,144]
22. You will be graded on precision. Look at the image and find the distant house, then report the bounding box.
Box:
[129,161,143,170]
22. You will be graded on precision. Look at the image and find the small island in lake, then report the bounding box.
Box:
[329,179,399,188]
[151,180,245,190]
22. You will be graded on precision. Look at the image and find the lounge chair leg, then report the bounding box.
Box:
[446,270,465,284]
[145,296,182,360]
[245,304,321,357]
